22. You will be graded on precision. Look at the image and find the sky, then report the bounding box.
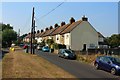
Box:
[1,1,119,37]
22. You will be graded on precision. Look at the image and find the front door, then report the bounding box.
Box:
[83,44,86,51]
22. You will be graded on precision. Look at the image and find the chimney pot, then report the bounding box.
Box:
[45,28,49,31]
[50,26,53,30]
[82,15,88,21]
[54,23,59,28]
[61,22,66,26]
[37,30,40,33]
[70,17,75,24]
[41,29,44,33]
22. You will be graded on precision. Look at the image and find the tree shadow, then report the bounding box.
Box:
[1,50,9,59]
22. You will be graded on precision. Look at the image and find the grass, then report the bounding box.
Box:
[76,52,120,65]
[2,46,76,78]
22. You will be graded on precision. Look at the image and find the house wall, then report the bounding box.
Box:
[60,34,64,45]
[48,36,52,39]
[98,37,104,42]
[71,21,98,51]
[64,33,71,49]
[37,37,43,43]
[56,34,61,44]
[26,38,30,43]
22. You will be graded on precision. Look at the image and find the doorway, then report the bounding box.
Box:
[83,44,86,51]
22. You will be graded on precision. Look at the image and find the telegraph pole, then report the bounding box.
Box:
[30,7,35,54]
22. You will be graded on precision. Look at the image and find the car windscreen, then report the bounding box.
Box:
[44,46,49,49]
[64,50,73,54]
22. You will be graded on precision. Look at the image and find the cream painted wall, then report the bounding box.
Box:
[56,34,61,44]
[64,33,71,49]
[71,21,98,50]
[37,37,43,43]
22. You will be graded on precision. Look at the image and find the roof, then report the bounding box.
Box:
[50,24,70,36]
[37,31,46,37]
[42,28,55,37]
[60,20,82,34]
[25,34,31,38]
[98,32,104,38]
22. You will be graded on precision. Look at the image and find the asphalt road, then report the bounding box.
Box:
[35,50,120,79]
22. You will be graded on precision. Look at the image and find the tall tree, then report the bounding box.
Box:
[0,23,13,31]
[2,23,17,47]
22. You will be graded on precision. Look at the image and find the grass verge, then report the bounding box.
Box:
[2,47,76,78]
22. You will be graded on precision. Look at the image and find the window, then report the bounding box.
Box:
[67,35,69,37]
[66,35,69,39]
[57,37,59,40]
[100,57,110,63]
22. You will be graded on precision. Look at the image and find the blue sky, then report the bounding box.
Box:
[1,2,118,37]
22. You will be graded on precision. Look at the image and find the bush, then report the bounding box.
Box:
[54,43,66,50]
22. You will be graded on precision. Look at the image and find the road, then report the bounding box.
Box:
[35,50,120,79]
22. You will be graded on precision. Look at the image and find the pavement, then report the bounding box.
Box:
[35,50,120,80]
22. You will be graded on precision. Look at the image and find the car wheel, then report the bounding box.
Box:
[111,68,116,75]
[94,63,99,69]
[58,54,60,57]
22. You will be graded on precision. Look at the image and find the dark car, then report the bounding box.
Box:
[42,46,50,52]
[94,56,120,75]
[58,49,76,59]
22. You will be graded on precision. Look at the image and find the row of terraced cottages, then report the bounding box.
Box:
[23,16,108,51]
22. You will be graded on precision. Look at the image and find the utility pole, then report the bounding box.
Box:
[30,7,35,54]
[17,29,20,44]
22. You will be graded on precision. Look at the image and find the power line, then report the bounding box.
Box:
[38,1,66,19]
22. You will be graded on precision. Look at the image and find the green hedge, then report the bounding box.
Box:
[54,43,66,49]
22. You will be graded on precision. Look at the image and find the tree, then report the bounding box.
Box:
[106,34,120,48]
[2,23,17,48]
[0,23,13,31]
[46,39,54,47]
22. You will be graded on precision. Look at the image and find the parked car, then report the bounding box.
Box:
[23,44,28,49]
[94,56,120,75]
[19,43,24,47]
[58,49,76,59]
[42,46,50,52]
[37,45,43,50]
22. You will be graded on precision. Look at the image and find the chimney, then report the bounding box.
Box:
[45,28,49,31]
[82,15,88,21]
[54,23,59,28]
[70,17,75,24]
[50,26,53,30]
[61,22,66,26]
[41,29,44,33]
[37,30,40,33]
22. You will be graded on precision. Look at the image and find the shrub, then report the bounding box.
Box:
[54,43,66,50]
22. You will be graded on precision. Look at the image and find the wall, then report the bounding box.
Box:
[64,33,71,49]
[37,37,43,43]
[71,21,98,51]
[56,34,61,44]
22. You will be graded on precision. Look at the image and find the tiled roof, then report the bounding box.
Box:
[42,28,55,37]
[50,24,70,36]
[60,20,82,34]
[35,33,39,37]
[37,31,46,37]
[25,34,31,38]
